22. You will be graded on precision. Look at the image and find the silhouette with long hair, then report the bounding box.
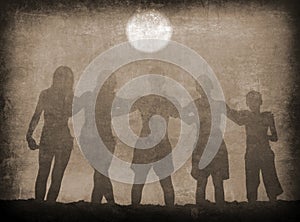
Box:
[185,76,229,206]
[73,73,117,204]
[227,90,283,202]
[26,66,74,202]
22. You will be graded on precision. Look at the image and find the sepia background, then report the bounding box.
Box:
[0,0,299,205]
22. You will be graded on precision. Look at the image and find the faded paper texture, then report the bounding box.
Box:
[0,1,299,205]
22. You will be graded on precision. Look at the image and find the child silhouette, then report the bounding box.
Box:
[227,90,283,202]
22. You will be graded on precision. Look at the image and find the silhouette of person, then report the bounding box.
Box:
[112,68,181,206]
[130,75,179,206]
[73,73,117,204]
[185,76,229,206]
[226,90,283,202]
[26,66,74,202]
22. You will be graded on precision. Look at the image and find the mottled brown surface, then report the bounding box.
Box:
[0,0,299,206]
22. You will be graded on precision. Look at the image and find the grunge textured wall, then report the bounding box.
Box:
[0,0,299,205]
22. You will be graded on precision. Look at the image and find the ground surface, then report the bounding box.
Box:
[1,200,300,222]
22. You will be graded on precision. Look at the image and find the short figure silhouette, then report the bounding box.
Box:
[188,76,229,206]
[227,90,283,202]
[26,66,74,202]
[73,73,117,204]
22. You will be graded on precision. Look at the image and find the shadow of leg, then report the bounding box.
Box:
[196,176,208,206]
[159,176,174,206]
[35,148,54,201]
[245,157,260,203]
[46,149,71,202]
[92,171,115,204]
[131,167,149,206]
[261,150,283,202]
[212,174,225,207]
[91,170,104,203]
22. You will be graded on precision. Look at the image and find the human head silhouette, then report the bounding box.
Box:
[52,66,74,93]
[246,90,262,112]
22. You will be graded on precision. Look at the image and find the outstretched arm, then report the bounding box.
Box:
[112,96,138,117]
[226,104,248,126]
[175,100,198,125]
[268,113,278,142]
[26,92,44,149]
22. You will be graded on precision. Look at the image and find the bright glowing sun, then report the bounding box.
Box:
[126,10,173,53]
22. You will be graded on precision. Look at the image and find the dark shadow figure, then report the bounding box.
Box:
[227,90,283,203]
[130,76,179,206]
[26,66,74,202]
[73,73,117,204]
[130,94,178,206]
[112,69,180,206]
[186,76,229,206]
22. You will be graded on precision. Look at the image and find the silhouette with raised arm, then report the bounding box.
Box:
[73,72,117,204]
[227,90,283,203]
[113,67,181,206]
[110,66,201,206]
[130,76,179,206]
[187,76,229,206]
[26,66,74,202]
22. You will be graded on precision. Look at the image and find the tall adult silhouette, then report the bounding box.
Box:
[227,90,283,202]
[112,68,180,206]
[26,66,74,202]
[73,73,117,204]
[130,76,178,206]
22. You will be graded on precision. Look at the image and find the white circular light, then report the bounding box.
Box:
[126,10,173,53]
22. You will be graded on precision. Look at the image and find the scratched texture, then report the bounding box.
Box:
[0,0,299,205]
